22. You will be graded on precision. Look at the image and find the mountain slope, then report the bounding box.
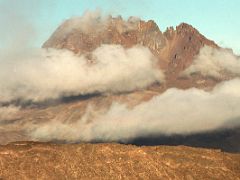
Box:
[0,15,239,153]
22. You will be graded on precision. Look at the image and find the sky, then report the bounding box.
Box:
[0,0,240,54]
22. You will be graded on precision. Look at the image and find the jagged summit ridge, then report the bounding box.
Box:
[43,15,218,77]
[43,16,165,54]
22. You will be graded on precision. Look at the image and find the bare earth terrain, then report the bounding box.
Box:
[0,142,240,179]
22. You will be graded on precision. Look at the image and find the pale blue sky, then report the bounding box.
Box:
[1,0,240,54]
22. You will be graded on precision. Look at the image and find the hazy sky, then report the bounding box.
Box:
[0,0,240,54]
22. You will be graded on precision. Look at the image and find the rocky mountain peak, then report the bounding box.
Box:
[43,17,165,54]
[42,16,220,88]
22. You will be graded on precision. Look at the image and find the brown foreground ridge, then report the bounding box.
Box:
[0,142,239,179]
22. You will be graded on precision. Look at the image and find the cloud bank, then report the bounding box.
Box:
[183,46,240,78]
[0,106,20,121]
[0,45,164,103]
[29,78,240,143]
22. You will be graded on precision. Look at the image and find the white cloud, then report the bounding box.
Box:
[0,45,164,102]
[0,106,20,121]
[29,78,240,143]
[183,46,240,78]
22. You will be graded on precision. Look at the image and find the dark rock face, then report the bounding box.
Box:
[163,23,218,75]
[0,142,239,179]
